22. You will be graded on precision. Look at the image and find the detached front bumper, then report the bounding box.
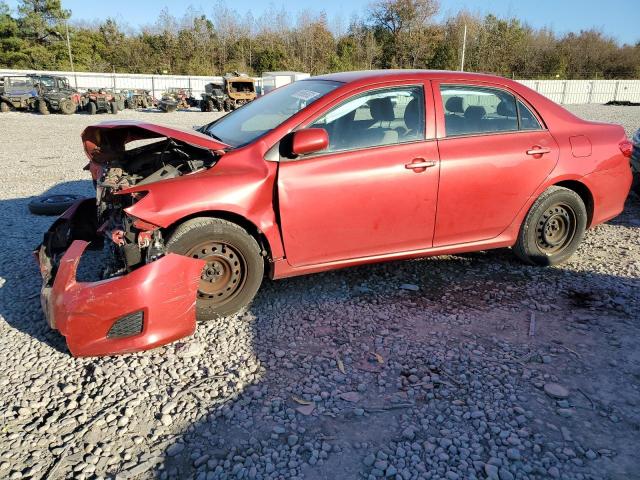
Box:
[35,199,205,357]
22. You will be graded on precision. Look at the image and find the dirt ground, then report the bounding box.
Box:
[0,105,638,480]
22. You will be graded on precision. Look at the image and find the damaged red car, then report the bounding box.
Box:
[36,70,633,356]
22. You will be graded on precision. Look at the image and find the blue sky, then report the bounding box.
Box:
[6,0,640,45]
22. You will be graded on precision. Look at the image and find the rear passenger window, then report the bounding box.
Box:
[440,85,540,137]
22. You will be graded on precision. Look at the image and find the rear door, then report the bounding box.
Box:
[277,82,440,267]
[433,82,559,247]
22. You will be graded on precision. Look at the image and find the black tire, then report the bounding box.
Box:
[59,99,76,115]
[110,101,118,114]
[87,101,97,115]
[28,194,86,216]
[38,100,49,115]
[199,100,207,112]
[513,186,587,266]
[0,102,10,113]
[166,218,264,320]
[632,171,640,197]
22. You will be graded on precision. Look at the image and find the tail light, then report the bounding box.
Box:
[619,140,633,158]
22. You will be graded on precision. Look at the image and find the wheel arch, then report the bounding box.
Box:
[162,210,274,267]
[552,180,594,227]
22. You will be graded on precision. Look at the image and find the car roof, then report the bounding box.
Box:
[312,69,514,85]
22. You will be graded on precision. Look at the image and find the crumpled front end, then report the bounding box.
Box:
[36,199,205,357]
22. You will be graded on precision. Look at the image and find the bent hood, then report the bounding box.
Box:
[82,120,229,163]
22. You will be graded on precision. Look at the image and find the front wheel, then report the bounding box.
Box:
[0,102,10,113]
[166,218,264,320]
[38,100,49,115]
[110,101,118,114]
[59,99,76,115]
[513,186,587,266]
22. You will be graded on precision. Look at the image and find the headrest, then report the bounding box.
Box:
[445,96,464,114]
[497,100,516,117]
[368,97,395,122]
[404,98,420,131]
[464,105,486,121]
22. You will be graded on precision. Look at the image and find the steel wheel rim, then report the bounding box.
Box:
[535,203,577,255]
[186,241,247,306]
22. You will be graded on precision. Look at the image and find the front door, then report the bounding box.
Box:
[277,84,440,267]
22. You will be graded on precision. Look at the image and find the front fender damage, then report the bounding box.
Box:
[36,199,205,357]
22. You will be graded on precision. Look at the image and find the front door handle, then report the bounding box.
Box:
[526,146,551,156]
[405,159,437,172]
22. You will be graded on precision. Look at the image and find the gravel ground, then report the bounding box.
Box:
[0,105,639,480]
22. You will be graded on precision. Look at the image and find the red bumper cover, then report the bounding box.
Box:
[36,200,205,357]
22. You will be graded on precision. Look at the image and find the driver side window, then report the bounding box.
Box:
[311,86,425,154]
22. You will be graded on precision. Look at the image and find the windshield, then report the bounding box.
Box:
[39,77,55,88]
[205,80,341,147]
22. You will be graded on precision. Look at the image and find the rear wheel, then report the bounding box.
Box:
[0,102,10,113]
[513,186,587,266]
[166,218,264,320]
[87,101,97,115]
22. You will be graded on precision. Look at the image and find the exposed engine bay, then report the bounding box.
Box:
[96,138,218,277]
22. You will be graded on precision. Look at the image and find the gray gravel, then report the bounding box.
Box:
[0,105,639,480]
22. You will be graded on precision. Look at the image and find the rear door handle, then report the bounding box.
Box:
[405,159,437,171]
[526,146,551,156]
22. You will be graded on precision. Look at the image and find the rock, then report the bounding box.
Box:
[402,427,415,440]
[296,403,315,416]
[400,284,420,291]
[161,402,177,415]
[287,434,299,446]
[499,468,514,480]
[167,443,185,457]
[339,392,360,402]
[363,453,376,467]
[506,448,521,461]
[176,341,204,358]
[484,463,499,479]
[544,383,570,399]
[160,414,173,426]
[274,350,286,358]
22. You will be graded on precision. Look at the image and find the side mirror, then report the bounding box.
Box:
[291,128,329,156]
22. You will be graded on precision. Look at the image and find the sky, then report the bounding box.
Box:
[6,0,640,45]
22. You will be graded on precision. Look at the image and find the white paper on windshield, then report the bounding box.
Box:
[292,90,321,101]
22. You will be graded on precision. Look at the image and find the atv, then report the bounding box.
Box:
[158,88,195,112]
[199,82,225,112]
[0,75,39,112]
[222,73,256,110]
[29,74,82,115]
[83,88,119,115]
[120,89,154,109]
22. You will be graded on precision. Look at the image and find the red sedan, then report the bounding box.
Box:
[36,70,633,356]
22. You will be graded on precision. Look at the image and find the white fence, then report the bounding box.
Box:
[0,69,263,100]
[1,68,640,104]
[518,79,640,104]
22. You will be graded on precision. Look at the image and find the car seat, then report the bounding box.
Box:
[444,96,465,135]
